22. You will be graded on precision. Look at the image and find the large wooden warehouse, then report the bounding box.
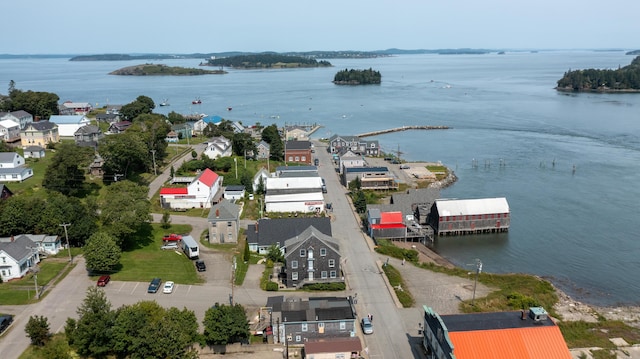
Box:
[429,197,510,236]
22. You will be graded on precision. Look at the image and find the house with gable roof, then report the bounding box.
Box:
[202,136,232,159]
[207,199,241,243]
[328,134,379,156]
[255,140,270,159]
[59,101,92,115]
[338,149,364,173]
[107,121,132,134]
[0,119,21,142]
[0,110,34,129]
[48,115,91,137]
[23,146,46,159]
[246,217,331,255]
[0,235,41,281]
[0,152,34,182]
[20,121,59,148]
[252,168,270,193]
[74,124,103,147]
[283,225,341,288]
[159,168,222,209]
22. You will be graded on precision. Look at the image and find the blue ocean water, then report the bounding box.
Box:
[2,51,639,306]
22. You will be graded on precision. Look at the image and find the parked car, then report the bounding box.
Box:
[147,278,162,293]
[0,315,14,334]
[162,233,182,242]
[400,164,410,169]
[96,275,110,287]
[314,158,319,166]
[195,260,206,272]
[248,194,254,200]
[361,317,373,334]
[161,243,178,250]
[163,281,175,294]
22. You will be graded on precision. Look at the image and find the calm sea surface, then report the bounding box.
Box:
[2,51,639,306]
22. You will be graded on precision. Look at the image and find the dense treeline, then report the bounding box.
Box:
[109,64,225,76]
[0,80,59,119]
[333,68,382,85]
[556,56,640,92]
[206,54,331,68]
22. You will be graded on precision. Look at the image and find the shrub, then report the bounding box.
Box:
[302,282,346,291]
[266,282,279,291]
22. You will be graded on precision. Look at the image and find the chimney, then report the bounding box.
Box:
[216,209,220,218]
[521,310,526,320]
[255,222,259,233]
[10,235,14,242]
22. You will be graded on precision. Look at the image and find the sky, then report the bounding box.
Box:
[2,0,639,54]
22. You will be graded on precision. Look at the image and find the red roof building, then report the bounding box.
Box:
[160,168,222,210]
[423,306,572,359]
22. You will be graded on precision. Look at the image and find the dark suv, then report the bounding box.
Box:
[195,260,206,272]
[147,278,161,293]
[0,315,13,334]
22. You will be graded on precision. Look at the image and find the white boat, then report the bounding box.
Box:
[159,99,170,106]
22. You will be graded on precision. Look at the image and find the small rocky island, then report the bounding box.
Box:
[333,68,381,85]
[109,64,226,76]
[556,56,640,92]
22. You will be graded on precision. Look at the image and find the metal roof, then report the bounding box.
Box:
[435,197,509,216]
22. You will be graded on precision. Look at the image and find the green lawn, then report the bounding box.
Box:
[108,223,204,285]
[0,260,70,305]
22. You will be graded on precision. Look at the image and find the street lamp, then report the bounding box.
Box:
[471,259,482,306]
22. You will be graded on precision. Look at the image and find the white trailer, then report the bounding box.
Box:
[181,235,199,259]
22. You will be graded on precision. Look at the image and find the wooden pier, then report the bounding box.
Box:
[357,125,449,138]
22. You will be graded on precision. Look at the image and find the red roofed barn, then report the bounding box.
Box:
[160,168,222,209]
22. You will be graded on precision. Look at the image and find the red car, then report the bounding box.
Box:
[97,275,110,287]
[163,233,182,242]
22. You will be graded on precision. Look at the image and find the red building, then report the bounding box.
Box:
[284,140,312,165]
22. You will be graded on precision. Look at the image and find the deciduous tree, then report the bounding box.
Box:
[203,303,250,345]
[84,231,121,272]
[99,180,151,247]
[65,287,114,358]
[42,142,93,196]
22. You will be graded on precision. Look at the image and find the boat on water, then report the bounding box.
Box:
[227,107,232,111]
[192,98,202,104]
[159,98,170,106]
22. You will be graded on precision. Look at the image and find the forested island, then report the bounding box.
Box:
[626,50,640,55]
[205,54,331,69]
[556,56,640,92]
[333,68,381,85]
[109,64,226,76]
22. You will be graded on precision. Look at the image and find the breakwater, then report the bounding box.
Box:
[357,125,449,138]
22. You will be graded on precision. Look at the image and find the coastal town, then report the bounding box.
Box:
[2,97,640,359]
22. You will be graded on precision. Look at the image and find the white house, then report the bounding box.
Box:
[29,234,63,255]
[0,235,41,281]
[252,168,270,193]
[0,110,33,129]
[265,176,324,213]
[48,115,91,137]
[0,119,21,142]
[202,136,232,159]
[224,185,246,200]
[159,168,223,209]
[0,152,34,182]
[339,149,365,173]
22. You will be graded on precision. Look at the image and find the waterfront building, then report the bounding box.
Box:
[429,198,510,236]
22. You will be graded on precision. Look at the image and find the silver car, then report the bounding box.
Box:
[361,317,373,334]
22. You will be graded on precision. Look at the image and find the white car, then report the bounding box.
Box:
[163,281,175,294]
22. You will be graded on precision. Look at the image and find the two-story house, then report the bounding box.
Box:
[202,136,232,159]
[246,217,331,255]
[107,121,132,134]
[0,235,41,281]
[0,152,33,182]
[328,134,379,156]
[0,119,21,142]
[255,140,270,160]
[338,149,365,174]
[20,121,59,148]
[284,140,312,165]
[74,125,104,147]
[268,296,357,346]
[159,168,223,209]
[0,110,34,129]
[283,225,341,288]
[207,199,241,244]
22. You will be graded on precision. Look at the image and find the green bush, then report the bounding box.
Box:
[302,282,346,291]
[266,282,279,291]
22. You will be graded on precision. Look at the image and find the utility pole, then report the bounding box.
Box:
[471,259,482,306]
[150,150,157,176]
[59,223,72,262]
[234,158,238,179]
[230,256,237,305]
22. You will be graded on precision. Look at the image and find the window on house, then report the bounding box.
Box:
[330,271,336,278]
[288,156,293,161]
[329,259,335,268]
[228,233,232,241]
[292,272,298,280]
[320,248,326,256]
[301,323,308,332]
[295,335,301,342]
[321,271,327,279]
[301,156,306,161]
[300,249,306,257]
[291,260,298,269]
[295,156,299,161]
[340,321,346,330]
[1,257,5,264]
[227,221,232,227]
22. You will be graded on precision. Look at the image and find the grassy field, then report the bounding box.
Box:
[106,223,204,284]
